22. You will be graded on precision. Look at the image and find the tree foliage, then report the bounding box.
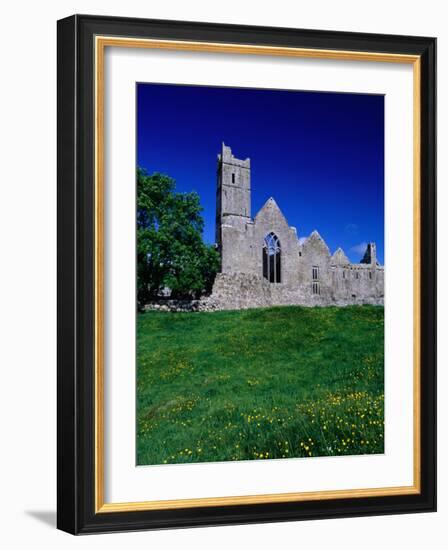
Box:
[137,168,220,307]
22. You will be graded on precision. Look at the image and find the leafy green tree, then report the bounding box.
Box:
[137,168,220,307]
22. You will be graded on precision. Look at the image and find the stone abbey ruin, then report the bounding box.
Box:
[146,143,384,312]
[210,143,384,310]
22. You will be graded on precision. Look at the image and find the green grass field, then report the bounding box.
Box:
[137,305,384,465]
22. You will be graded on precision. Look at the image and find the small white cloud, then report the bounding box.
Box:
[345,223,359,235]
[350,242,368,257]
[298,237,307,245]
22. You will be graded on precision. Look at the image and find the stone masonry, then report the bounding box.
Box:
[210,143,384,310]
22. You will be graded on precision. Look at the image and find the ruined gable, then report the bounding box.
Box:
[331,247,350,266]
[301,231,331,264]
[255,197,290,229]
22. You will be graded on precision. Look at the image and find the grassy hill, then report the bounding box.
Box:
[137,305,384,465]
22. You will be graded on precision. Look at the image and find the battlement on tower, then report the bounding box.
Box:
[218,143,250,168]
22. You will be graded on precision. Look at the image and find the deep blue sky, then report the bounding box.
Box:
[137,83,384,264]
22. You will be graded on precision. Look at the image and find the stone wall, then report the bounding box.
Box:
[210,272,383,310]
[144,271,383,313]
[209,272,273,309]
[144,298,219,313]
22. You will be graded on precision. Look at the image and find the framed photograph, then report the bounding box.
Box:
[57,15,436,534]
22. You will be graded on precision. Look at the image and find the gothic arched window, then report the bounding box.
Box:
[263,232,281,283]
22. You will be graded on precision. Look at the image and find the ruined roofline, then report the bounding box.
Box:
[300,234,383,268]
[332,262,384,270]
[218,142,250,168]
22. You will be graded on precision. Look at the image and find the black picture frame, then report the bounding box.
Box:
[57,14,436,534]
